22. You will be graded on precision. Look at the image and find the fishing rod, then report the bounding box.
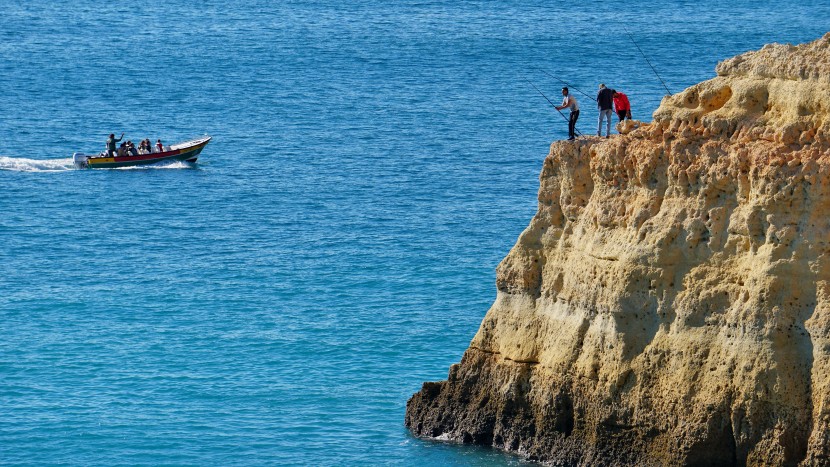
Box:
[624,27,672,96]
[535,68,596,102]
[524,78,582,137]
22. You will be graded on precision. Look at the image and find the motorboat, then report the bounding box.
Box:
[73,136,211,169]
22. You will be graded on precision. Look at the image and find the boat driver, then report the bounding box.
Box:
[107,132,124,157]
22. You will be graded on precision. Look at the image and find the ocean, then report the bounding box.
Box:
[1,1,827,464]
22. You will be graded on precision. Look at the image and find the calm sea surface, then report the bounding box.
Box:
[1,1,827,464]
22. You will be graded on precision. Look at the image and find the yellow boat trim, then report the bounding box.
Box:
[89,158,115,164]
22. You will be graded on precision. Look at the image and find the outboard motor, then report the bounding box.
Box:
[72,153,89,168]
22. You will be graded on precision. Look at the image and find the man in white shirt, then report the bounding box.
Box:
[555,87,580,140]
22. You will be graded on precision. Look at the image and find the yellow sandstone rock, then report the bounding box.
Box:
[406,33,830,466]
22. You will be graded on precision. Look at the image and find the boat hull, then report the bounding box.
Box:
[76,136,211,169]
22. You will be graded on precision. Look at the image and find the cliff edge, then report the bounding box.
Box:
[406,33,830,466]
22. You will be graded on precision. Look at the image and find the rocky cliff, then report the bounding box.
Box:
[406,34,830,466]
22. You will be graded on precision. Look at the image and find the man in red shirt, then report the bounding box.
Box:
[612,90,632,122]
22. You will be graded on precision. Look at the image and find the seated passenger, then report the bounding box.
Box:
[156,139,164,153]
[117,142,127,157]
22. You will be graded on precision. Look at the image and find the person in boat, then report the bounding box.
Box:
[612,90,632,122]
[106,132,124,157]
[156,139,164,153]
[117,141,128,157]
[126,141,138,156]
[138,139,149,154]
[555,87,579,141]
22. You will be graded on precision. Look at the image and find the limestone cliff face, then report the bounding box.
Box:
[406,34,830,466]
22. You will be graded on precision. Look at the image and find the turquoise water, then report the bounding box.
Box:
[1,1,827,464]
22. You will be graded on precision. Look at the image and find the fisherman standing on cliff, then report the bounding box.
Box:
[596,84,614,138]
[555,87,579,140]
[612,90,632,122]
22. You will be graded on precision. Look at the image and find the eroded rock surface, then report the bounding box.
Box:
[406,34,830,466]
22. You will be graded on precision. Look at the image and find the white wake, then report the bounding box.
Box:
[0,156,76,172]
[116,161,196,170]
[0,156,196,172]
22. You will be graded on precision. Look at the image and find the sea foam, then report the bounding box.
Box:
[0,156,76,172]
[0,156,196,172]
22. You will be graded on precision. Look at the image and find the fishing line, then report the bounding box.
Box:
[535,68,596,102]
[624,27,672,96]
